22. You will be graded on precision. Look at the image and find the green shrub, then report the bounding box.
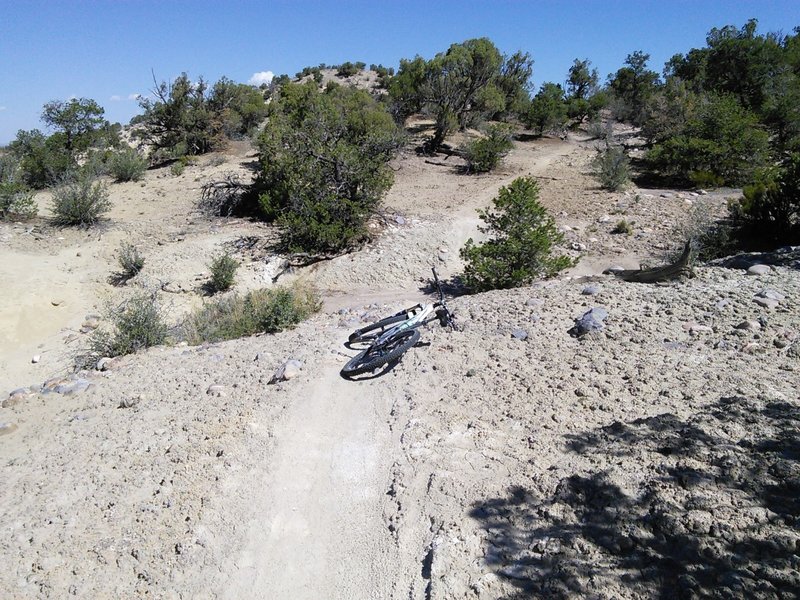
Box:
[208,252,238,293]
[256,82,403,254]
[182,286,321,344]
[461,125,514,173]
[79,291,168,367]
[110,148,147,182]
[0,182,37,220]
[523,82,568,135]
[646,95,769,186]
[611,219,633,235]
[688,170,725,189]
[460,176,574,292]
[170,161,185,177]
[593,145,630,191]
[117,241,145,281]
[733,153,800,246]
[9,99,118,188]
[679,201,736,260]
[0,153,37,220]
[336,62,363,77]
[51,177,111,227]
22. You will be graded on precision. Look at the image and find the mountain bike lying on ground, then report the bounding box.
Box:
[341,268,458,377]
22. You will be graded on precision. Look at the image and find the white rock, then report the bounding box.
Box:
[269,359,303,384]
[747,264,771,276]
[31,355,40,364]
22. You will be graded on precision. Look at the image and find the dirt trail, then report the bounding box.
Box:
[224,342,403,598]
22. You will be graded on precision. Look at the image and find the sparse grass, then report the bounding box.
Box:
[170,162,185,177]
[76,290,168,368]
[111,241,145,284]
[612,219,633,235]
[50,177,111,227]
[593,144,630,191]
[110,148,147,182]
[207,252,238,293]
[181,286,321,345]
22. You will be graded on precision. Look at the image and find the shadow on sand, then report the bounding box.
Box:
[470,395,800,598]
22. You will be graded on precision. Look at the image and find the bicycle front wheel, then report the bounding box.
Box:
[341,328,421,377]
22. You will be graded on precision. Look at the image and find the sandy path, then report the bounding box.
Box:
[225,349,401,599]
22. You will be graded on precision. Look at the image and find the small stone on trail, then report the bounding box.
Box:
[96,357,116,371]
[754,297,779,309]
[82,316,101,330]
[395,216,405,225]
[466,368,477,377]
[31,355,40,364]
[206,384,226,397]
[269,359,303,384]
[118,396,141,409]
[747,264,771,276]
[0,422,18,436]
[511,329,528,341]
[581,284,601,296]
[51,299,64,306]
[757,289,784,301]
[736,320,762,331]
[689,324,713,335]
[569,307,608,337]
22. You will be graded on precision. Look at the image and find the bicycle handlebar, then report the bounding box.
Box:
[431,267,445,302]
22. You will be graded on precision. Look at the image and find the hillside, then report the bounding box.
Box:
[1,125,799,598]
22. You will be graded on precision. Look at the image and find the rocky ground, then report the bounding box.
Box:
[1,124,798,599]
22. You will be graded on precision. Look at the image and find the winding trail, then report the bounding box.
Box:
[225,348,403,599]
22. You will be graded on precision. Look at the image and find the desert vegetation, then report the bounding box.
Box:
[181,285,321,345]
[4,15,800,600]
[255,81,404,254]
[460,176,573,292]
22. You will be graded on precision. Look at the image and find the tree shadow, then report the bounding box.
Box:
[470,396,800,598]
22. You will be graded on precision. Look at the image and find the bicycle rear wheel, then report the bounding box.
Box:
[348,313,409,344]
[341,328,421,377]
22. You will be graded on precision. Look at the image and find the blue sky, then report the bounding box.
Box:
[0,0,797,144]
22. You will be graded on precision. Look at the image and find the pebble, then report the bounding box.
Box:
[269,359,303,384]
[82,316,101,330]
[736,320,762,331]
[511,329,528,341]
[118,396,141,409]
[757,289,784,301]
[747,264,771,276]
[581,284,601,296]
[0,422,18,436]
[571,242,587,252]
[689,325,713,335]
[569,307,608,337]
[525,298,543,307]
[96,357,116,371]
[3,388,32,408]
[206,384,226,397]
[395,216,405,225]
[42,376,94,396]
[754,297,779,309]
[31,355,40,364]
[51,299,64,306]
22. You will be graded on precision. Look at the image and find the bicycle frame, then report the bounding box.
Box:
[374,303,437,347]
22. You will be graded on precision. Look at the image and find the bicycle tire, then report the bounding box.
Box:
[348,313,409,344]
[341,328,421,376]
